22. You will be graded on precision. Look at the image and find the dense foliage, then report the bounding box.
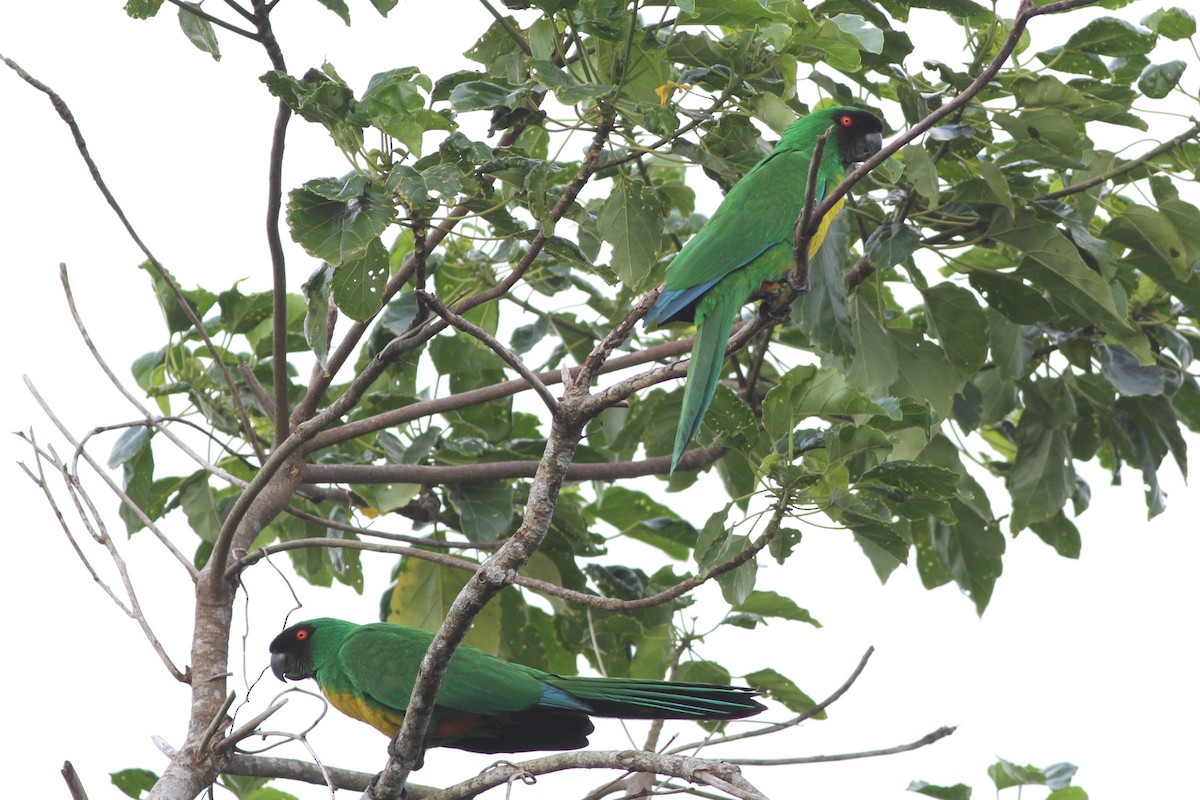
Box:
[19,0,1199,797]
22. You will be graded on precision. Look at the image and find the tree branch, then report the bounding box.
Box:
[426,750,769,800]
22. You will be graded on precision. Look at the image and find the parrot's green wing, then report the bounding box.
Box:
[659,148,827,295]
[335,623,555,716]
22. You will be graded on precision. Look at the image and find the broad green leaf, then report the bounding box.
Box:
[331,238,390,322]
[734,590,821,627]
[108,426,153,468]
[1141,7,1196,39]
[845,296,899,393]
[598,178,662,290]
[993,212,1151,362]
[865,222,921,269]
[111,768,158,799]
[302,264,333,369]
[797,214,853,356]
[444,481,515,541]
[744,668,822,715]
[593,486,696,560]
[922,283,988,377]
[907,781,971,800]
[124,0,164,18]
[1137,60,1186,98]
[386,556,501,653]
[903,143,939,204]
[988,759,1048,790]
[313,0,351,24]
[1063,16,1156,56]
[762,365,890,440]
[287,179,393,266]
[178,3,220,60]
[1103,203,1190,278]
[1030,511,1082,558]
[889,329,960,418]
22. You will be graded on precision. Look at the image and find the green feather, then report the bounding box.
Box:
[646,106,884,472]
[269,618,764,754]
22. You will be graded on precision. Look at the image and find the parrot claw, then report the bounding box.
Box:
[785,272,810,295]
[758,301,791,324]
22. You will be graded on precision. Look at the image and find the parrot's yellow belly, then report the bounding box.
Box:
[323,687,405,736]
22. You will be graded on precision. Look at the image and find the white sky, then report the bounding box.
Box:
[2,2,1198,799]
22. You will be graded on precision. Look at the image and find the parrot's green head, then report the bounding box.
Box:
[270,620,318,682]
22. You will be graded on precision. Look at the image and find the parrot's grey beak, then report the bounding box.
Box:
[861,132,883,161]
[270,651,291,682]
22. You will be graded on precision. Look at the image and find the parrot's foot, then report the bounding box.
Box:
[785,271,810,295]
[758,300,791,324]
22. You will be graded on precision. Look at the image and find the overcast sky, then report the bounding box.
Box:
[2,3,1198,799]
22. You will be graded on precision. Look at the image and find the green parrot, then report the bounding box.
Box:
[269,618,765,755]
[644,106,884,472]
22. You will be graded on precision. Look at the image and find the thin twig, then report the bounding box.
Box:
[421,290,560,414]
[1,57,265,460]
[725,725,956,766]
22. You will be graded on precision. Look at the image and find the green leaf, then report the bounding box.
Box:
[845,296,899,393]
[124,0,164,19]
[763,365,890,441]
[988,758,1048,790]
[111,768,158,799]
[1141,7,1196,39]
[865,222,921,269]
[831,14,885,53]
[994,212,1151,362]
[713,535,757,605]
[1030,511,1082,558]
[744,668,823,715]
[331,238,390,322]
[907,781,971,800]
[139,261,217,334]
[177,3,220,60]
[313,0,351,24]
[1098,344,1168,396]
[889,329,960,418]
[386,556,501,653]
[598,178,662,290]
[859,461,959,499]
[1009,382,1077,532]
[261,66,363,153]
[1063,16,1157,56]
[302,264,333,369]
[287,178,393,267]
[108,426,153,468]
[733,590,821,627]
[445,481,515,541]
[593,487,696,560]
[1103,204,1190,278]
[1138,60,1187,98]
[903,143,939,204]
[922,283,988,377]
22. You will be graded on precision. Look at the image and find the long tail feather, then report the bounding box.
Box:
[672,290,741,473]
[544,676,765,720]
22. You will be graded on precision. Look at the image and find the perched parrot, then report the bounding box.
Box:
[644,106,884,472]
[269,617,765,755]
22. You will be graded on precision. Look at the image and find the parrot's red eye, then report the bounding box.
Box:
[296,629,309,641]
[840,115,854,126]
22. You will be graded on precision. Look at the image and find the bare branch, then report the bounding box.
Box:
[222,753,438,797]
[1,58,265,461]
[61,761,91,800]
[726,725,956,766]
[420,289,560,414]
[300,446,725,485]
[425,750,769,800]
[671,647,875,753]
